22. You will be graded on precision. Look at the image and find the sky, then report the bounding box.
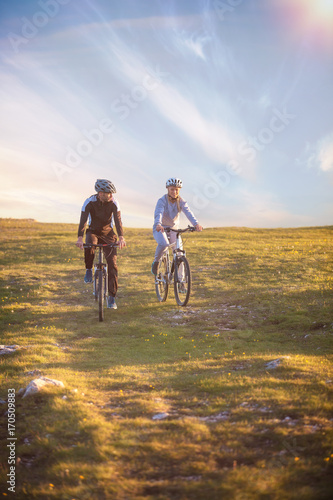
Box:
[0,0,332,228]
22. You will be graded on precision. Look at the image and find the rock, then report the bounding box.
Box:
[199,412,229,423]
[0,345,21,355]
[265,359,282,369]
[265,356,290,369]
[22,377,65,398]
[25,370,42,377]
[152,412,169,420]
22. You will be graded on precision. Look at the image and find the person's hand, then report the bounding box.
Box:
[76,236,84,250]
[156,224,164,233]
[195,224,203,232]
[118,236,126,249]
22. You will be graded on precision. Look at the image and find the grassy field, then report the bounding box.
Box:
[0,218,332,499]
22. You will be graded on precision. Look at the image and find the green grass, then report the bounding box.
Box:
[0,218,332,499]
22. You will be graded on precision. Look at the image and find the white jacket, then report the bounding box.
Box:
[153,194,198,230]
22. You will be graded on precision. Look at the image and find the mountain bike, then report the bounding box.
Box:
[155,226,195,307]
[83,243,118,322]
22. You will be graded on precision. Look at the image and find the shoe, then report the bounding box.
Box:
[107,296,117,309]
[178,283,187,293]
[151,261,159,275]
[84,269,93,283]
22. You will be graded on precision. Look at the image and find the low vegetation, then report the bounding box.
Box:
[0,219,332,499]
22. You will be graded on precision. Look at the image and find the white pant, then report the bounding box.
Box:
[153,229,183,262]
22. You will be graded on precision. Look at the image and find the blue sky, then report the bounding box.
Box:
[0,0,332,228]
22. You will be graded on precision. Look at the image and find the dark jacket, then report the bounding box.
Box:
[78,194,124,238]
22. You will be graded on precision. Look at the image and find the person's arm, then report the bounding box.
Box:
[180,200,202,230]
[76,236,84,250]
[76,200,90,249]
[154,197,165,232]
[113,203,126,248]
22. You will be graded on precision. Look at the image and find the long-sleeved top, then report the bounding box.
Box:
[153,194,198,230]
[78,194,124,238]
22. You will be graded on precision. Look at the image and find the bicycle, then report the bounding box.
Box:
[155,226,195,307]
[83,243,118,322]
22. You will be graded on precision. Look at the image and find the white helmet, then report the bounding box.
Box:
[95,179,116,193]
[166,177,182,188]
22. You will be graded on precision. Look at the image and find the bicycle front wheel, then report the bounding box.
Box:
[155,255,169,302]
[93,268,98,301]
[174,256,191,306]
[97,270,104,322]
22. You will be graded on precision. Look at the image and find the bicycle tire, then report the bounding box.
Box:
[174,256,191,306]
[103,267,107,302]
[98,270,104,322]
[155,255,169,302]
[93,268,98,301]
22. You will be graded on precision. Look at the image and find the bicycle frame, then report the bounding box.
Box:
[83,243,118,321]
[166,225,194,263]
[163,234,184,280]
[155,226,195,306]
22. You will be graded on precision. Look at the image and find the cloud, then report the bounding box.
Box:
[172,28,212,60]
[82,21,246,167]
[302,133,333,175]
[318,134,333,172]
[150,84,236,161]
[187,185,314,228]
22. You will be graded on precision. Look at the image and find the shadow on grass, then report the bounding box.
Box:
[1,276,332,498]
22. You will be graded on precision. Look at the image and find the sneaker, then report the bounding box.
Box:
[151,261,159,275]
[178,283,187,293]
[107,296,117,309]
[84,269,93,283]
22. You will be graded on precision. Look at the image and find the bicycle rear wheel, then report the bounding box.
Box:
[174,256,191,306]
[155,255,169,302]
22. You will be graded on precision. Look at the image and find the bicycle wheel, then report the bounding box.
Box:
[93,267,98,301]
[97,269,104,322]
[103,267,107,301]
[155,255,169,302]
[174,256,191,306]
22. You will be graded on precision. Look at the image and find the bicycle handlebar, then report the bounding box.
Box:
[83,243,119,248]
[165,225,196,234]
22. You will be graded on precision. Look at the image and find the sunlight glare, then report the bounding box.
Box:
[274,0,333,51]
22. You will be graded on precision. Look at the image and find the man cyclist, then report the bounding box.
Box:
[76,179,126,309]
[151,177,202,275]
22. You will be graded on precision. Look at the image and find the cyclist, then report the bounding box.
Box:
[76,179,126,309]
[151,177,202,275]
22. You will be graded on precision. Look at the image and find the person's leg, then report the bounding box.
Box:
[151,229,171,274]
[153,229,171,262]
[85,232,97,268]
[100,230,118,309]
[104,247,118,297]
[84,232,97,283]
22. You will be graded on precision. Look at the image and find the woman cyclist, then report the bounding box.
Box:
[151,177,202,275]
